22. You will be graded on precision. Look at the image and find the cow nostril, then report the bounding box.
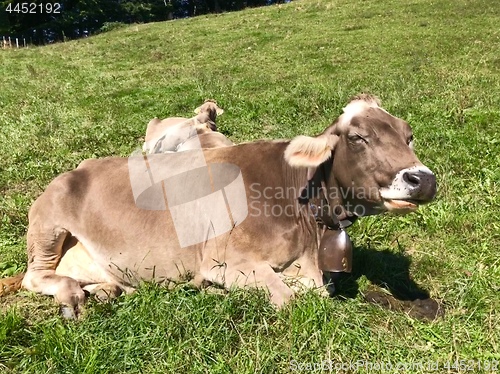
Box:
[403,172,420,187]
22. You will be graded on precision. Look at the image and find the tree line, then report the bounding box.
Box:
[1,0,287,44]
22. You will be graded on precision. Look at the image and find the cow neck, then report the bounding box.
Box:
[298,161,357,231]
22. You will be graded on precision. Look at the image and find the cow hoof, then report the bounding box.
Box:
[83,283,123,302]
[92,286,122,303]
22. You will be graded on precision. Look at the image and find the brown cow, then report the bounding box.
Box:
[1,95,436,317]
[142,99,228,153]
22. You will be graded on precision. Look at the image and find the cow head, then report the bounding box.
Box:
[284,94,436,216]
[194,99,224,131]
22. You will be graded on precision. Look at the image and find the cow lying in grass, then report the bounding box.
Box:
[0,95,436,318]
[143,99,233,153]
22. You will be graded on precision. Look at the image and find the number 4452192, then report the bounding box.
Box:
[5,3,61,14]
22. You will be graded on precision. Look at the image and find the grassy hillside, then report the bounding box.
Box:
[1,0,499,372]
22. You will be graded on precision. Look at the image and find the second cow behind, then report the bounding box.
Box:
[143,99,233,153]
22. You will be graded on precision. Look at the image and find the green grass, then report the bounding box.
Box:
[1,0,499,372]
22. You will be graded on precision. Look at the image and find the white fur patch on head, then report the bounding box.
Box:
[338,94,381,130]
[284,135,336,168]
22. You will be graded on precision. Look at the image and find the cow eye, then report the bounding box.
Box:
[407,135,414,148]
[348,133,367,144]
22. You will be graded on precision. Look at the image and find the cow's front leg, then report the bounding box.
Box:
[201,258,294,307]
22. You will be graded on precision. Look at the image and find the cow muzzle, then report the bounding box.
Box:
[379,166,437,212]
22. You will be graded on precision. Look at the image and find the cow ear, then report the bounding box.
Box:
[216,107,224,116]
[284,134,339,168]
[194,106,201,114]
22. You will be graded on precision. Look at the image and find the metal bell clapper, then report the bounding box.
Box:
[318,228,353,273]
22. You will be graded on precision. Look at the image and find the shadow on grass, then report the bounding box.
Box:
[334,246,429,300]
[331,246,444,320]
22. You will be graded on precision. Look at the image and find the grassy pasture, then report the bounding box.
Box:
[0,0,499,372]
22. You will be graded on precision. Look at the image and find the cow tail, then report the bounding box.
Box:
[0,272,25,297]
